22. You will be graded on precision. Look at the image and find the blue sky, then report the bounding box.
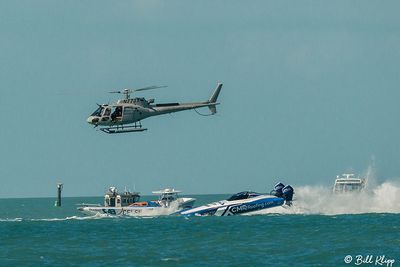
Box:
[1,1,400,197]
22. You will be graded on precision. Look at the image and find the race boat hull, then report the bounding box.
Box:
[181,195,285,216]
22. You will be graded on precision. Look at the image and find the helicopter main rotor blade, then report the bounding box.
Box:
[133,85,167,92]
[108,85,167,95]
[121,85,167,93]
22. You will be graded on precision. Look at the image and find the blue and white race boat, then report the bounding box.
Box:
[181,183,294,216]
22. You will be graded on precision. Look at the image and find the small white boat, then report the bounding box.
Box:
[333,173,366,193]
[77,187,195,217]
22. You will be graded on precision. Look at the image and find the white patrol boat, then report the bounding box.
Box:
[333,173,366,193]
[181,183,294,216]
[77,187,195,217]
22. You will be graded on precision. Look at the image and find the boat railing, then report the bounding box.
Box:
[76,203,102,207]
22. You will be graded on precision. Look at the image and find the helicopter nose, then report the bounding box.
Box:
[87,116,99,124]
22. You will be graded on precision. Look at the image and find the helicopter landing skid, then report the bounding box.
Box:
[100,125,148,134]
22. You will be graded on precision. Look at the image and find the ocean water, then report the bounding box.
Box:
[1,184,399,266]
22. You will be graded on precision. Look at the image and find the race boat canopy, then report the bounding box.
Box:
[227,191,261,201]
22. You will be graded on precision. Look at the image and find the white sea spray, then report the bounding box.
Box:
[290,180,400,215]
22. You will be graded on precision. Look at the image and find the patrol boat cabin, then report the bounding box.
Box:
[104,187,140,207]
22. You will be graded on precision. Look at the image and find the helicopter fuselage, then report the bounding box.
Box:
[87,99,212,126]
[87,83,222,133]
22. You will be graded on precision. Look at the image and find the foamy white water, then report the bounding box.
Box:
[254,162,400,215]
[282,181,400,215]
[0,218,22,222]
[29,214,110,222]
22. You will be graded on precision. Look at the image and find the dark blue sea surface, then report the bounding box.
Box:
[0,196,399,266]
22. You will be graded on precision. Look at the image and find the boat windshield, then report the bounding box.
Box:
[227,191,259,201]
[334,183,363,192]
[91,106,104,117]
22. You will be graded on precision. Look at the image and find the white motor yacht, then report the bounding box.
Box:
[333,173,366,193]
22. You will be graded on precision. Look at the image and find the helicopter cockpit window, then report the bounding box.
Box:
[111,106,123,121]
[104,108,111,116]
[91,106,104,117]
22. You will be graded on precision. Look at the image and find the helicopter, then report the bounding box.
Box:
[87,82,223,133]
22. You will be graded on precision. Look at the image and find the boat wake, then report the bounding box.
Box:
[0,213,111,223]
[254,180,400,216]
[297,180,400,215]
[0,218,23,222]
[30,214,111,221]
[0,212,168,223]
